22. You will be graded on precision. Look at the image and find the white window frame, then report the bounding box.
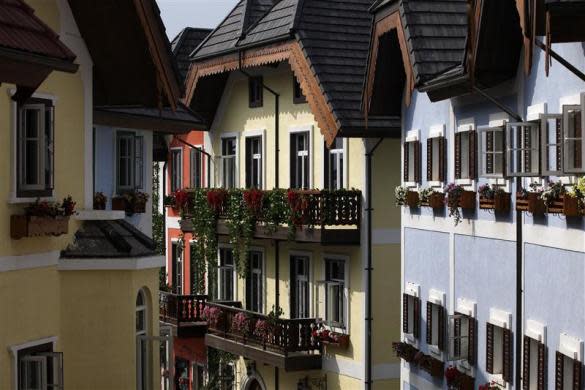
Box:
[454,298,477,375]
[289,125,314,189]
[540,113,564,176]
[10,337,59,390]
[323,137,348,190]
[115,130,145,194]
[246,246,266,314]
[428,289,446,359]
[217,244,237,302]
[190,144,204,189]
[562,98,585,174]
[219,133,239,189]
[244,129,266,190]
[403,282,420,345]
[404,129,420,188]
[506,121,540,177]
[290,250,313,319]
[170,147,182,193]
[171,238,183,295]
[320,254,349,333]
[455,120,476,188]
[488,308,513,388]
[427,124,445,187]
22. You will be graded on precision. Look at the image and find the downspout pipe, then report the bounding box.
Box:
[365,138,384,390]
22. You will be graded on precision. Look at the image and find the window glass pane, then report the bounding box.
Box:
[25,140,39,185]
[408,143,415,181]
[135,137,144,189]
[565,107,583,172]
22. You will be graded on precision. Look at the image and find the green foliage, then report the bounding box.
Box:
[394,186,407,206]
[152,163,167,290]
[225,189,255,277]
[262,188,289,233]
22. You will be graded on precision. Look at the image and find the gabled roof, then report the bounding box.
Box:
[171,27,212,83]
[238,0,299,47]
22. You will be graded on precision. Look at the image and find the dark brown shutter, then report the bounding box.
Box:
[290,134,296,187]
[414,141,421,183]
[538,342,545,390]
[427,138,433,181]
[523,125,532,173]
[468,316,476,365]
[439,137,446,182]
[455,132,462,179]
[502,127,508,177]
[523,336,531,390]
[438,306,445,351]
[403,143,409,182]
[469,131,477,179]
[454,316,461,357]
[575,111,582,170]
[556,117,563,171]
[413,296,420,339]
[486,130,494,174]
[426,301,433,345]
[556,351,564,390]
[486,323,495,373]
[503,328,513,383]
[402,293,409,333]
[573,358,582,390]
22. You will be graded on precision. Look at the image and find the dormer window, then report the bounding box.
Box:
[249,76,263,108]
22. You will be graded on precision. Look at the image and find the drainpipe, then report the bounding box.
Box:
[365,138,384,390]
[162,160,168,283]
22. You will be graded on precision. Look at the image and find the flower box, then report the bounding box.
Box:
[479,193,511,213]
[321,333,350,349]
[392,341,419,363]
[428,193,445,209]
[419,355,444,378]
[564,196,583,217]
[11,215,69,240]
[111,197,126,211]
[546,197,564,214]
[458,191,476,210]
[406,191,419,208]
[112,197,146,214]
[132,203,146,214]
[93,200,106,210]
[527,193,545,214]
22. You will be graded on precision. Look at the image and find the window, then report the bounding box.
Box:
[291,255,310,319]
[506,122,540,177]
[479,126,506,178]
[171,148,182,192]
[190,149,203,189]
[541,114,564,176]
[426,136,446,183]
[555,351,582,390]
[563,103,584,174]
[325,258,346,328]
[249,77,263,108]
[455,131,477,180]
[522,335,545,390]
[486,322,513,383]
[324,138,344,190]
[193,363,205,390]
[16,343,63,390]
[17,100,54,197]
[219,137,236,189]
[403,141,421,184]
[290,131,310,189]
[171,241,183,295]
[293,76,306,104]
[245,136,262,189]
[448,313,476,365]
[218,248,235,301]
[402,293,420,339]
[136,290,149,390]
[426,301,446,351]
[219,363,235,390]
[117,132,145,193]
[245,251,263,313]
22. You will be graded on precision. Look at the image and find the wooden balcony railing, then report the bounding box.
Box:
[159,291,207,326]
[205,302,320,356]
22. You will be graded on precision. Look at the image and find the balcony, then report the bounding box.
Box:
[204,302,322,372]
[178,189,362,245]
[159,292,207,337]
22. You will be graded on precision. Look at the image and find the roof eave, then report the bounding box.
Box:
[0,46,78,73]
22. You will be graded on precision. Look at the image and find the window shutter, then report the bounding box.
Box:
[556,351,564,390]
[439,137,446,182]
[486,323,495,373]
[245,138,252,188]
[413,296,420,339]
[453,316,461,357]
[502,128,507,177]
[402,293,409,333]
[486,131,494,174]
[290,134,296,188]
[427,138,433,181]
[556,117,563,171]
[523,125,532,173]
[523,336,531,390]
[575,111,582,170]
[455,132,462,179]
[414,142,421,183]
[469,131,477,179]
[538,342,545,390]
[468,317,476,365]
[503,328,512,383]
[426,301,433,344]
[438,306,445,351]
[403,144,409,182]
[573,359,582,390]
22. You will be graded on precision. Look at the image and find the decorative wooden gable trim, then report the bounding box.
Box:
[364,11,415,114]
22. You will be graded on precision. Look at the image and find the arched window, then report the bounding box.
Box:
[136,289,148,390]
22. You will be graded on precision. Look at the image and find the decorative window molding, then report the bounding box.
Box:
[486,309,513,387]
[218,133,239,189]
[289,125,313,189]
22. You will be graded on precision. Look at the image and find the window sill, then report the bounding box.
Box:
[404,182,418,189]
[428,345,443,361]
[75,209,126,221]
[489,374,509,389]
[8,195,56,205]
[428,181,444,189]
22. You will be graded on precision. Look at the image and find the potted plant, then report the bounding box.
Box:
[517,182,545,214]
[445,366,474,390]
[11,196,76,239]
[243,188,264,218]
[391,341,419,363]
[93,192,107,210]
[564,177,585,217]
[231,312,252,338]
[203,306,224,330]
[419,187,444,209]
[478,184,510,212]
[207,188,228,215]
[394,186,407,207]
[540,180,565,214]
[406,190,420,208]
[444,183,471,225]
[254,319,271,343]
[419,354,444,378]
[312,323,350,349]
[112,191,150,214]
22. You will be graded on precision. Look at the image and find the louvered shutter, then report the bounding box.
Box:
[414,142,421,183]
[575,111,582,170]
[290,134,297,188]
[439,137,446,182]
[469,131,477,179]
[455,132,462,179]
[573,359,582,390]
[486,323,495,373]
[403,144,409,182]
[426,301,433,344]
[556,117,563,171]
[468,317,476,365]
[523,336,531,390]
[438,306,445,351]
[523,125,532,173]
[402,293,409,333]
[556,351,564,390]
[502,128,507,177]
[503,328,513,383]
[486,131,494,174]
[453,316,461,358]
[427,138,433,181]
[413,296,421,339]
[538,342,545,390]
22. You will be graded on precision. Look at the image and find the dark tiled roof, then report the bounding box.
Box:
[171,27,212,83]
[244,0,277,31]
[399,0,468,85]
[0,0,76,62]
[238,0,298,46]
[61,220,157,259]
[95,103,207,126]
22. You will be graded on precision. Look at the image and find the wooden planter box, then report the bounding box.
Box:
[419,355,444,378]
[392,342,419,363]
[111,197,127,211]
[111,197,146,214]
[546,197,564,214]
[133,203,146,214]
[11,215,69,239]
[528,193,546,214]
[406,191,419,208]
[458,191,476,210]
[449,374,475,390]
[428,193,445,209]
[479,193,511,213]
[564,196,583,217]
[93,201,106,210]
[321,334,350,349]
